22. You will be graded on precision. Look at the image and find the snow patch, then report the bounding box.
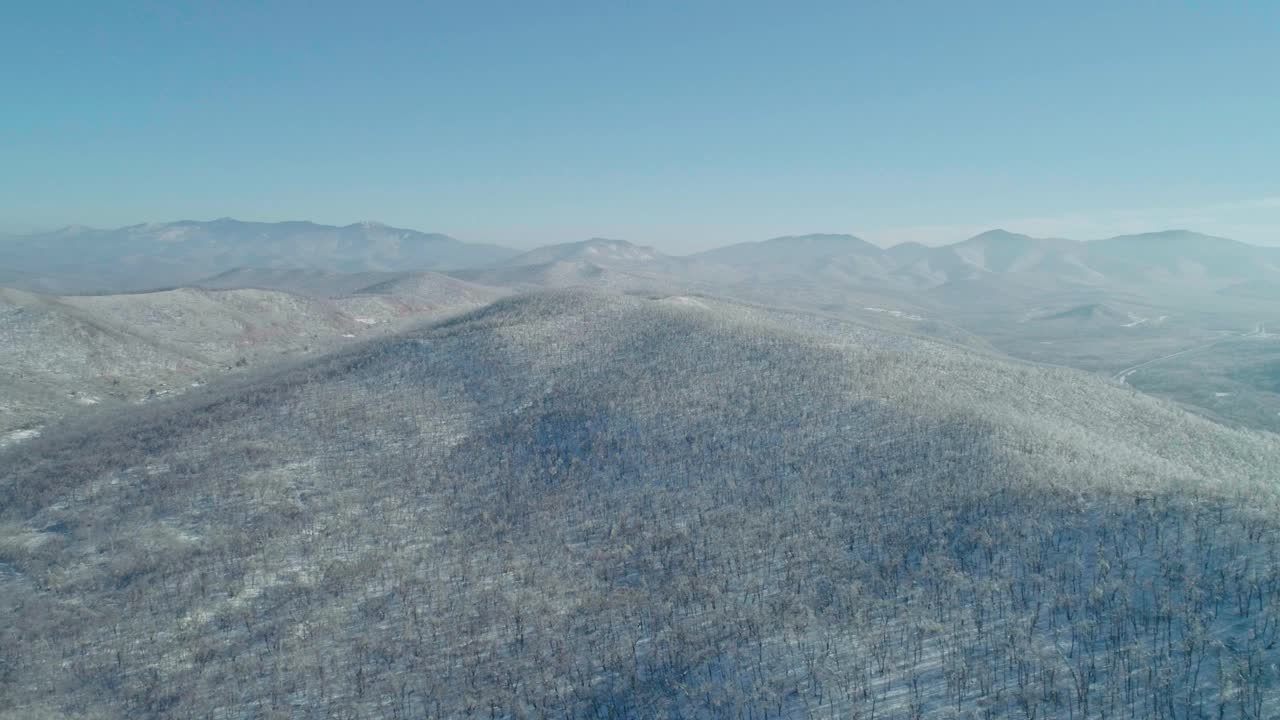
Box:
[0,428,40,447]
[155,226,194,242]
[661,296,707,308]
[864,306,925,321]
[1122,312,1149,327]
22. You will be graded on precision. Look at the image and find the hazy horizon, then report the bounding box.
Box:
[2,215,1276,254]
[3,3,1278,251]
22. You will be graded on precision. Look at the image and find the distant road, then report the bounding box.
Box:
[1111,324,1263,385]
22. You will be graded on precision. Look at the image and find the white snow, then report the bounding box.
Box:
[0,428,40,447]
[155,226,193,242]
[353,318,378,325]
[864,307,925,321]
[661,296,707,308]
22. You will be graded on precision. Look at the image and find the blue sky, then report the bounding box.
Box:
[2,1,1278,249]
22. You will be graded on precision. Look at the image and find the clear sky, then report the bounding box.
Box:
[3,1,1278,249]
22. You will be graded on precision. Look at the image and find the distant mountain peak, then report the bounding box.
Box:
[576,237,656,255]
[1096,229,1232,245]
[766,232,870,244]
[497,237,666,270]
[963,229,1038,244]
[581,238,659,253]
[753,234,882,255]
[168,217,238,228]
[689,232,885,271]
[54,224,95,235]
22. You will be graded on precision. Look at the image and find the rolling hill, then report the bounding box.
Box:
[453,238,692,293]
[0,276,506,442]
[3,290,1279,718]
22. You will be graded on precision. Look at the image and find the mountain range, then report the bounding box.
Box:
[4,219,1278,435]
[692,228,1279,292]
[0,219,518,294]
[3,220,1277,296]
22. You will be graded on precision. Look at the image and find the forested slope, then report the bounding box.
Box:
[2,290,1279,719]
[0,282,500,441]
